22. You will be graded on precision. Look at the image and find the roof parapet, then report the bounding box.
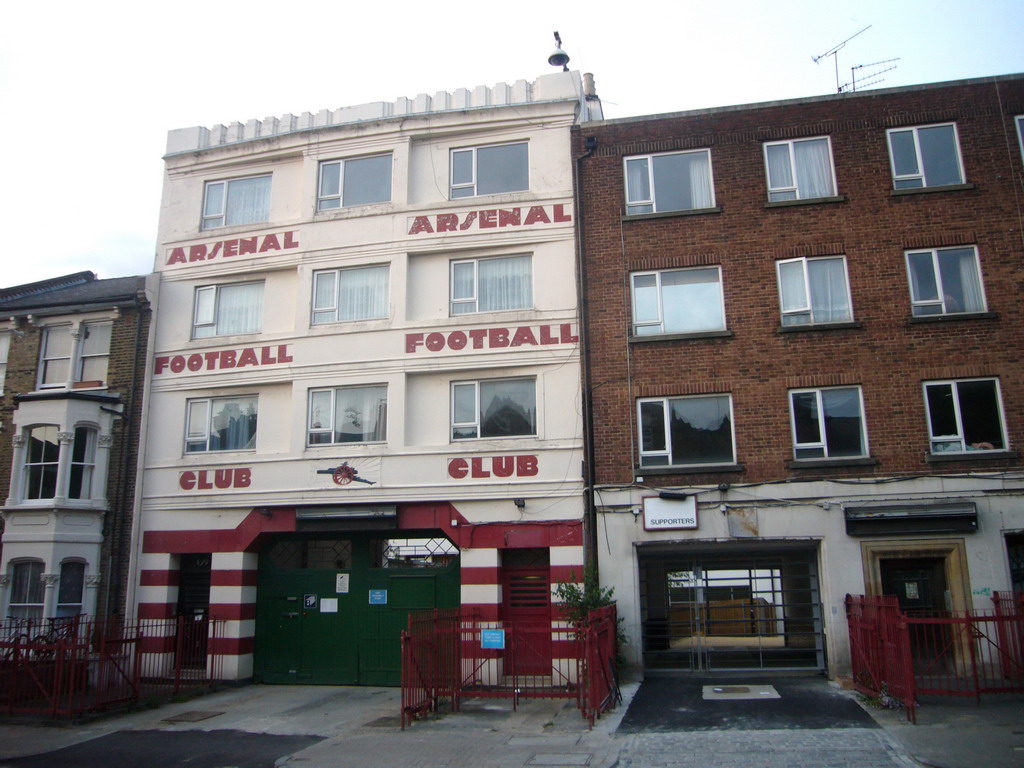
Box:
[166,70,589,155]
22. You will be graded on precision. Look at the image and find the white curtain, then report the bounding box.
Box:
[766,145,793,192]
[478,256,531,312]
[794,139,833,199]
[339,266,388,321]
[688,153,713,208]
[336,386,387,442]
[218,282,263,334]
[951,250,984,312]
[224,176,271,226]
[778,261,808,316]
[807,258,850,322]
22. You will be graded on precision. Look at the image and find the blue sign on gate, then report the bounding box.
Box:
[368,589,388,605]
[481,629,506,649]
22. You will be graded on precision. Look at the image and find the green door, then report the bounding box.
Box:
[255,533,459,685]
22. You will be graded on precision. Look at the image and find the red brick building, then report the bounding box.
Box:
[0,272,152,622]
[575,75,1024,675]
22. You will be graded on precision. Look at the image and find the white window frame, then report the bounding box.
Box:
[307,385,388,446]
[23,424,60,500]
[763,136,837,201]
[623,149,715,215]
[450,142,529,199]
[311,265,389,324]
[185,395,258,454]
[630,266,726,335]
[776,256,853,326]
[1016,116,1024,163]
[38,322,112,390]
[56,560,86,618]
[76,322,111,383]
[923,378,1007,454]
[67,426,97,500]
[450,255,533,315]
[905,246,986,317]
[886,123,965,189]
[39,325,72,389]
[201,174,272,230]
[0,332,9,395]
[637,394,736,468]
[451,377,536,441]
[317,154,393,210]
[789,386,868,460]
[192,281,264,339]
[8,560,44,620]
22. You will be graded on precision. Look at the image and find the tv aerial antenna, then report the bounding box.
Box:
[813,25,899,94]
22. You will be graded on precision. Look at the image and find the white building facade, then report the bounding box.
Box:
[136,72,601,683]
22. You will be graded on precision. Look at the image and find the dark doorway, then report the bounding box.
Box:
[176,554,212,670]
[501,548,551,676]
[880,557,948,614]
[1006,534,1024,595]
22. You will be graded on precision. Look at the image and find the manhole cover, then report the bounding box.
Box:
[702,684,780,701]
[161,710,224,723]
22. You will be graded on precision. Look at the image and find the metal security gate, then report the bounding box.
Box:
[255,533,459,686]
[639,545,824,671]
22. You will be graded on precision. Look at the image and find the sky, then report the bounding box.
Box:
[1,0,1021,288]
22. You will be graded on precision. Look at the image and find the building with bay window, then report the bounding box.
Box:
[138,71,602,682]
[0,271,152,621]
[575,74,1024,677]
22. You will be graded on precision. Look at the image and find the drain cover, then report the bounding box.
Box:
[161,710,224,723]
[702,684,780,701]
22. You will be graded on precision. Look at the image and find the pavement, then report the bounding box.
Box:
[0,676,1020,768]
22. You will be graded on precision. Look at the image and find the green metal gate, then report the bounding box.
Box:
[255,533,459,685]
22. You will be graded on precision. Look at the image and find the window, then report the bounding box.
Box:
[450,142,528,199]
[312,266,389,324]
[777,256,852,326]
[789,387,867,459]
[905,247,985,316]
[452,378,536,440]
[186,396,258,453]
[24,425,59,499]
[318,154,392,210]
[77,322,111,382]
[8,561,44,620]
[308,385,387,445]
[68,427,97,499]
[39,325,72,388]
[451,255,532,315]
[924,379,1006,454]
[201,175,271,230]
[624,150,714,214]
[638,394,735,468]
[764,137,837,201]
[0,333,9,394]
[631,267,725,335]
[1017,116,1024,162]
[887,124,964,189]
[56,561,85,618]
[193,282,263,338]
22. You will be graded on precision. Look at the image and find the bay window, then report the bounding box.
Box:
[8,561,44,620]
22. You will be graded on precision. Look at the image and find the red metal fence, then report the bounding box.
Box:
[401,606,620,729]
[0,616,225,718]
[846,592,1024,723]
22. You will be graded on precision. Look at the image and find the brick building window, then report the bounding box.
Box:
[312,266,389,324]
[887,124,964,189]
[789,386,867,459]
[452,378,536,440]
[450,142,528,199]
[624,150,714,214]
[764,137,836,201]
[0,332,9,394]
[777,256,852,326]
[924,378,1006,454]
[201,175,271,230]
[38,322,111,389]
[638,394,735,468]
[631,267,725,335]
[451,255,532,315]
[8,560,44,620]
[1016,116,1024,162]
[23,425,60,499]
[308,385,387,445]
[193,282,263,338]
[905,246,985,316]
[186,395,258,453]
[318,154,392,210]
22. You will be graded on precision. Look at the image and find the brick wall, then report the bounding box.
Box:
[576,76,1024,487]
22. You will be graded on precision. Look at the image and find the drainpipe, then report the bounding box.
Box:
[573,134,599,572]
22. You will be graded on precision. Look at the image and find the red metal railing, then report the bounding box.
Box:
[846,592,1024,723]
[401,606,619,729]
[0,616,226,718]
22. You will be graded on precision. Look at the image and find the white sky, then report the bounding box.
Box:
[1,0,1021,288]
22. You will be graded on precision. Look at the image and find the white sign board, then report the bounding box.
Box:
[336,574,350,594]
[320,598,338,613]
[643,496,698,531]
